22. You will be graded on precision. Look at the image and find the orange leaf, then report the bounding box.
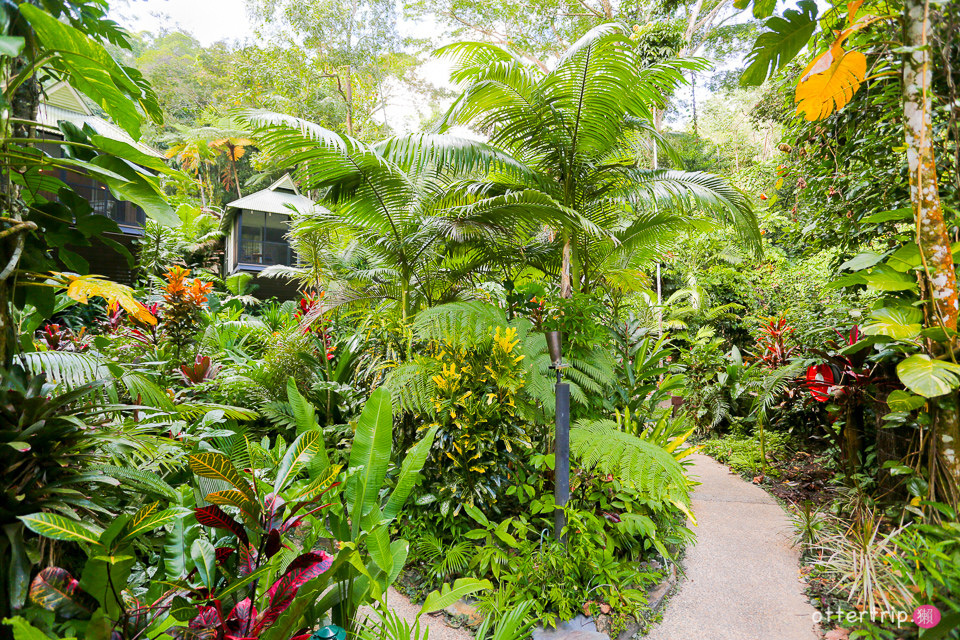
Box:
[795,44,866,120]
[847,0,863,23]
[60,273,157,326]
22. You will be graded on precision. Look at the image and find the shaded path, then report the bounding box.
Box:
[645,454,820,640]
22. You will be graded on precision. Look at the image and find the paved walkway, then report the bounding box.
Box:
[645,454,820,640]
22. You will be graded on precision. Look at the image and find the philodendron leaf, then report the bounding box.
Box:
[862,306,923,341]
[861,265,918,292]
[896,355,960,398]
[741,0,818,86]
[886,390,925,412]
[419,578,492,616]
[839,251,885,272]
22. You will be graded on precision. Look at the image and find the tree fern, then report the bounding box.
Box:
[570,419,691,508]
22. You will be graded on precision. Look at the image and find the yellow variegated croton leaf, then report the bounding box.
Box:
[50,272,157,325]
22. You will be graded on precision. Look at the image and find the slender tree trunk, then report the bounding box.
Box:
[345,67,355,137]
[560,234,572,298]
[903,0,960,492]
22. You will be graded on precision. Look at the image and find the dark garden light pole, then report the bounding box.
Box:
[546,331,569,543]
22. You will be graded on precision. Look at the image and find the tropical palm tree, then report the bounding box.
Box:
[247,113,575,320]
[436,24,761,296]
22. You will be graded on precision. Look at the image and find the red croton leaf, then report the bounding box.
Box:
[252,552,333,635]
[263,529,282,558]
[225,597,257,637]
[215,547,235,565]
[29,567,97,619]
[238,543,259,577]
[195,505,248,544]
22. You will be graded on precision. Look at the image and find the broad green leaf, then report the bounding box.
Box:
[0,36,25,56]
[19,5,148,138]
[862,306,922,341]
[896,355,960,398]
[345,388,393,530]
[824,272,866,290]
[367,525,393,573]
[886,390,926,412]
[191,539,217,590]
[273,430,322,493]
[89,156,178,227]
[861,207,912,223]
[4,616,76,640]
[169,595,197,622]
[382,424,439,520]
[19,513,102,544]
[462,503,489,528]
[741,0,818,87]
[419,578,493,616]
[886,244,920,272]
[839,251,884,272]
[287,378,329,473]
[861,265,917,292]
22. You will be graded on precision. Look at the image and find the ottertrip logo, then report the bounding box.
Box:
[812,605,942,629]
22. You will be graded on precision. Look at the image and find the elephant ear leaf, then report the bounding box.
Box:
[897,355,960,398]
[741,0,818,87]
[30,568,97,619]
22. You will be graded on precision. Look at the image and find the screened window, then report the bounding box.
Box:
[237,211,293,266]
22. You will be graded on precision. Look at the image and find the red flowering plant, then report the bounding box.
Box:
[805,326,900,474]
[753,315,798,368]
[294,291,335,361]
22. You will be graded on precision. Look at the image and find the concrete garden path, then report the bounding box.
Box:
[645,454,820,640]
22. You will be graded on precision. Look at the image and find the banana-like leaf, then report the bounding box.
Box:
[382,424,439,521]
[345,388,393,531]
[367,525,393,574]
[419,578,493,616]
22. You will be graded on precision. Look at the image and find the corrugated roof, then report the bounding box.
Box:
[226,175,326,216]
[36,103,164,159]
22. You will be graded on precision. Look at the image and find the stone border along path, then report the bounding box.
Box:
[645,454,820,640]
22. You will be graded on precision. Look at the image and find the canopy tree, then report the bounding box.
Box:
[436,25,760,297]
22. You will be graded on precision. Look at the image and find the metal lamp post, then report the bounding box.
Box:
[545,330,569,543]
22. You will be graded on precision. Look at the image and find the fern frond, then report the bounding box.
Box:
[570,419,691,507]
[20,351,107,387]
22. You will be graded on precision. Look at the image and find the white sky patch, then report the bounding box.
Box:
[113,0,254,45]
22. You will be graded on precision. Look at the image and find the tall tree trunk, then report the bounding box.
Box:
[560,233,572,298]
[903,0,960,493]
[345,67,354,137]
